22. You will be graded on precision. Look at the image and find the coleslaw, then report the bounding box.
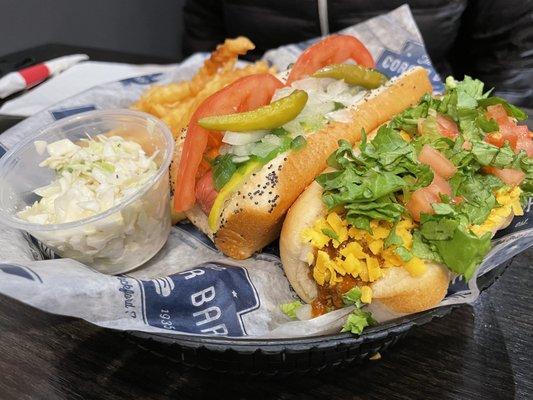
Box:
[16,134,170,272]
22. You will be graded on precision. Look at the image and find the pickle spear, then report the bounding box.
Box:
[312,64,387,89]
[198,90,308,132]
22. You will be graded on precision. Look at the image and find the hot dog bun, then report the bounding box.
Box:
[179,67,433,259]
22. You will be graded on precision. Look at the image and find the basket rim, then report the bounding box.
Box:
[128,259,511,351]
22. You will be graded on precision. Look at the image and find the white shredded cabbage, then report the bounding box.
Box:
[19,135,158,225]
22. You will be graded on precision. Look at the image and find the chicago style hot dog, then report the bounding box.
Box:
[171,35,433,259]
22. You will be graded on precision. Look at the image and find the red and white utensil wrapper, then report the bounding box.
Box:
[0,54,89,99]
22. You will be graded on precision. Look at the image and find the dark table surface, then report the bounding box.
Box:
[0,45,531,400]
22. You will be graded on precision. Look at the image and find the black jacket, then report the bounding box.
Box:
[182,0,532,109]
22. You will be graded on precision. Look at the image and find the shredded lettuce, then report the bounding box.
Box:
[280,300,303,319]
[342,287,363,307]
[389,93,438,134]
[341,287,376,335]
[452,172,500,224]
[435,227,491,280]
[341,309,376,335]
[411,231,443,263]
[478,97,528,120]
[321,228,339,240]
[316,128,433,231]
[384,221,404,247]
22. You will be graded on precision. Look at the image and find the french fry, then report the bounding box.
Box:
[132,37,275,138]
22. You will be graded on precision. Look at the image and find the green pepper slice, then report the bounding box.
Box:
[312,64,388,89]
[198,90,308,132]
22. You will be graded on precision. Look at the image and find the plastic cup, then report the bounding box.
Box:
[0,109,174,274]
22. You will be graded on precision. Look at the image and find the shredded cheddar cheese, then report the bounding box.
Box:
[404,256,427,276]
[399,130,412,142]
[301,213,422,301]
[470,187,523,237]
[361,286,373,303]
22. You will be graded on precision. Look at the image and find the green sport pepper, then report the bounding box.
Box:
[312,64,388,89]
[198,90,308,132]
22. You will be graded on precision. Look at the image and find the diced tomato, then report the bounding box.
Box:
[484,103,533,156]
[516,135,533,157]
[426,173,452,198]
[406,188,438,222]
[418,145,457,179]
[173,73,283,212]
[286,34,374,84]
[486,104,509,125]
[512,124,530,136]
[462,141,472,150]
[417,114,459,139]
[406,173,452,221]
[499,123,520,147]
[195,171,218,214]
[485,132,505,148]
[483,167,525,186]
[486,124,520,148]
[436,113,459,138]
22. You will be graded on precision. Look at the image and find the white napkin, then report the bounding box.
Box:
[0,61,178,117]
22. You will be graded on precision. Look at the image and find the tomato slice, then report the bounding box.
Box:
[173,73,283,212]
[436,114,459,138]
[483,167,525,186]
[418,145,457,179]
[286,35,374,84]
[195,171,218,215]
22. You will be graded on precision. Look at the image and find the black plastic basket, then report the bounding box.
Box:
[128,259,511,375]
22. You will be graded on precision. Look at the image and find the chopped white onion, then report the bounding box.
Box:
[232,155,250,163]
[222,130,269,146]
[220,73,370,159]
[326,108,354,123]
[261,134,282,147]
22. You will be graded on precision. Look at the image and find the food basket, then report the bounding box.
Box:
[0,6,530,377]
